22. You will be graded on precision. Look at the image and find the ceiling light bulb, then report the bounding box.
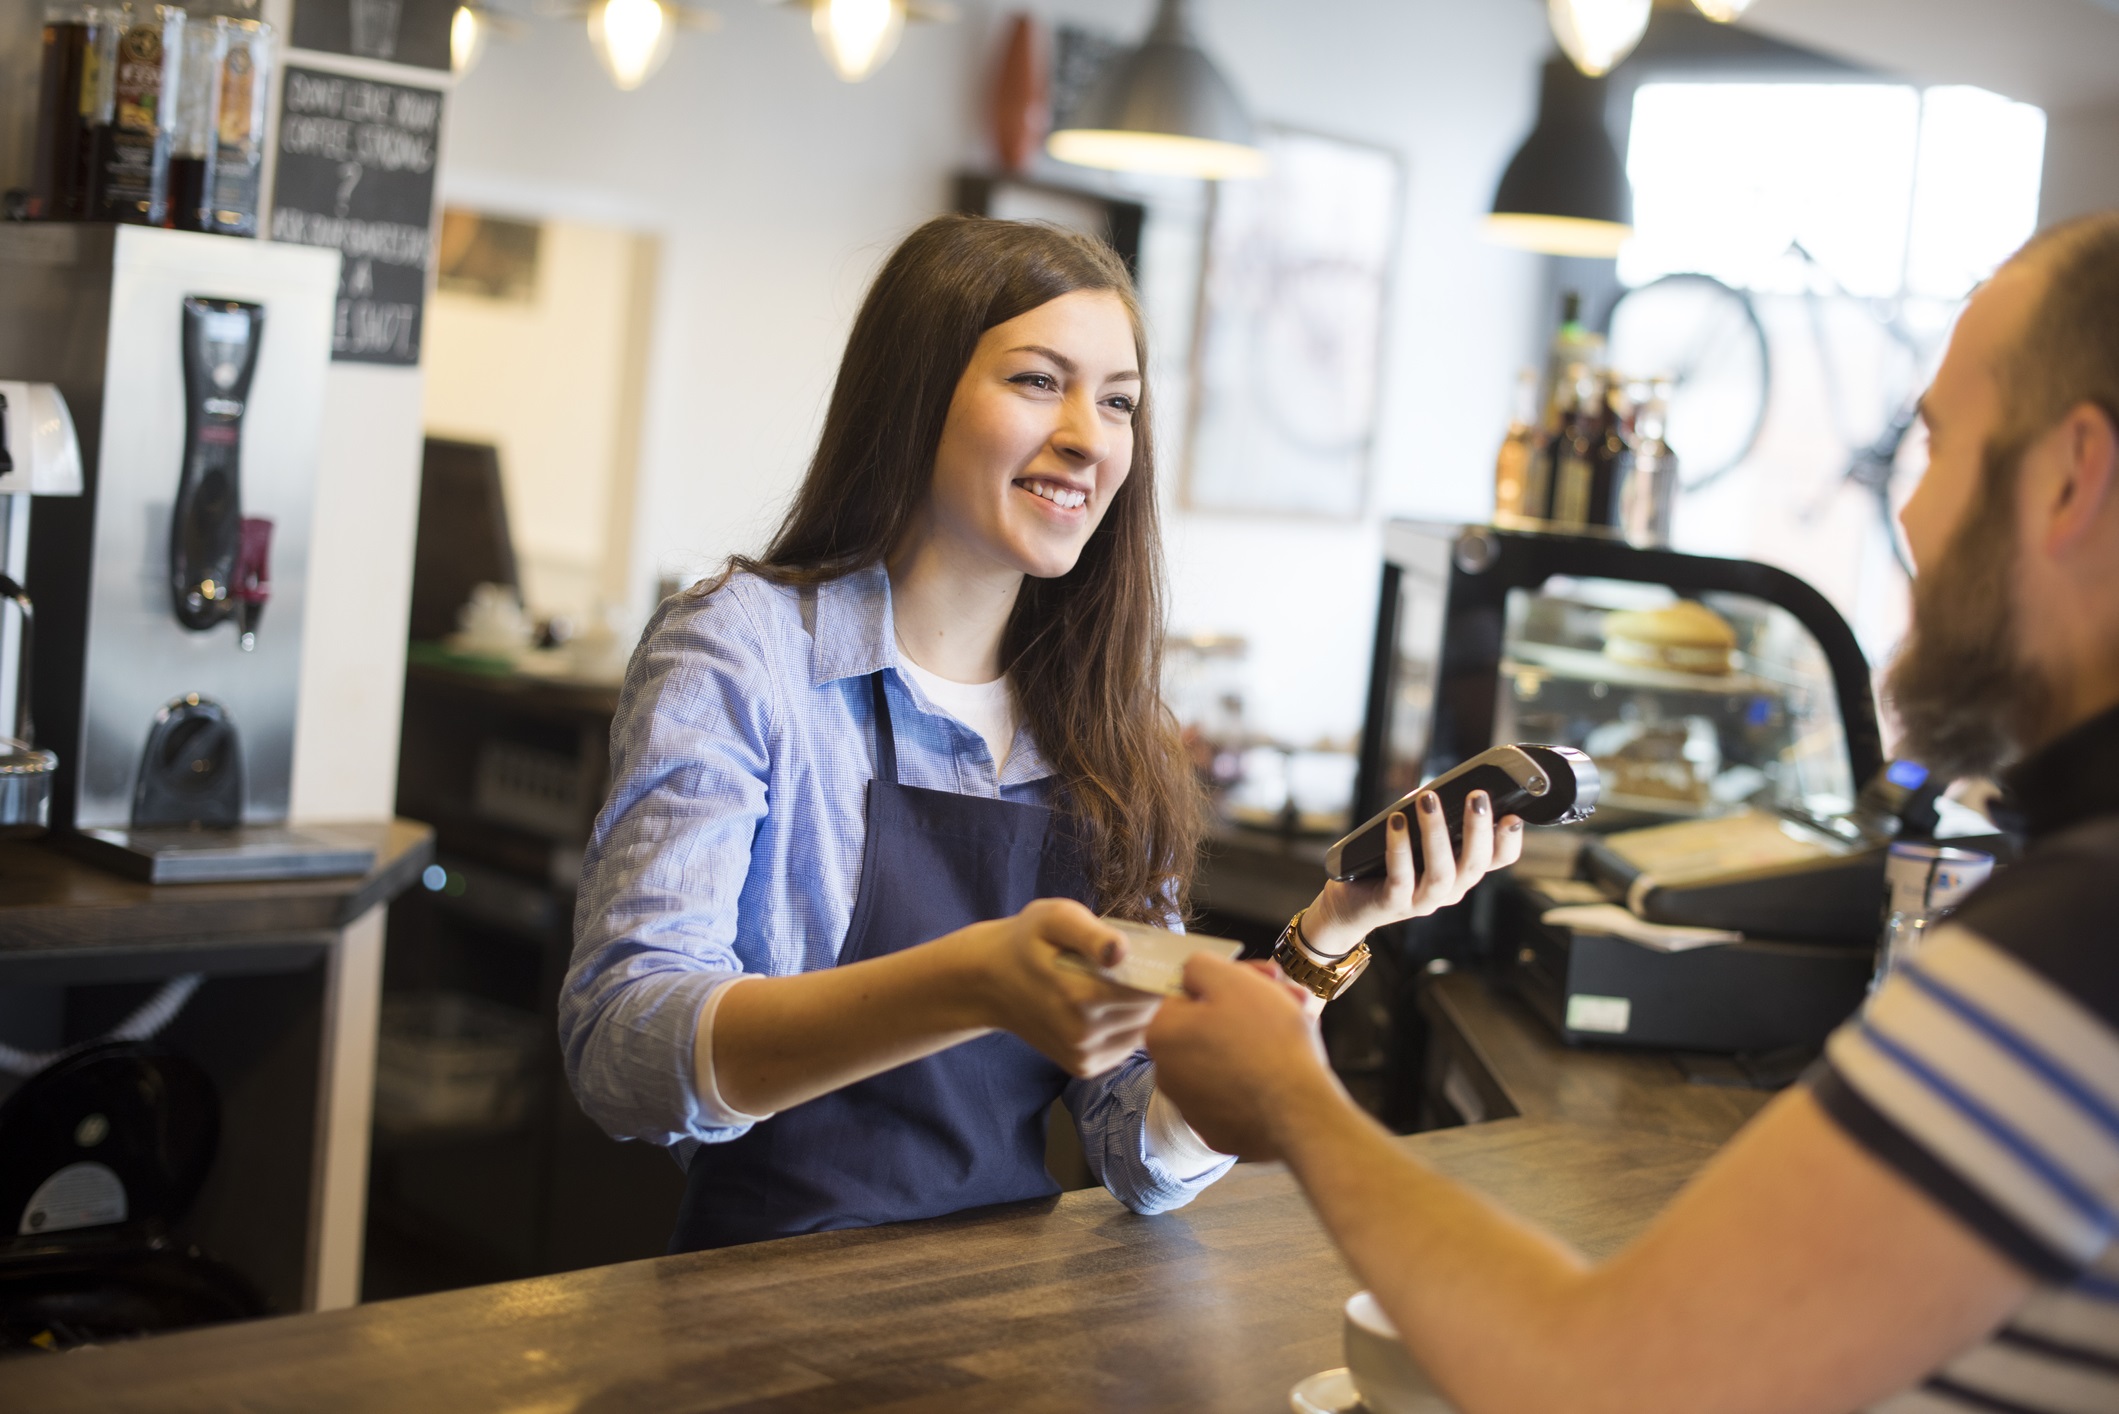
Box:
[814,0,903,83]
[1691,0,1754,19]
[1548,0,1651,78]
[588,0,675,91]
[450,5,487,74]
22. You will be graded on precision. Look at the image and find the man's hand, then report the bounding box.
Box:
[1146,954,1340,1160]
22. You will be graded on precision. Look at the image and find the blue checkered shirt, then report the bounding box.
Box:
[560,562,1232,1213]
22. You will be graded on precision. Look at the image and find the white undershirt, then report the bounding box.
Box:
[898,654,1018,771]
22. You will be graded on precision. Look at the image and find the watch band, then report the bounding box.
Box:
[1271,909,1372,1002]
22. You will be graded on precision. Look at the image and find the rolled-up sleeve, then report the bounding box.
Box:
[559,588,779,1148]
[1067,1057,1237,1215]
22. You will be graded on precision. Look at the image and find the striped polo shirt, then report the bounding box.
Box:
[1811,704,2119,1413]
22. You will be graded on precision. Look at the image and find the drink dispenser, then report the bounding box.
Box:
[0,224,371,881]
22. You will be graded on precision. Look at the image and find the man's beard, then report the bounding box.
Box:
[1883,442,2057,781]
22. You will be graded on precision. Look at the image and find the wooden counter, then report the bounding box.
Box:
[0,820,432,977]
[1420,969,1772,1146]
[0,1117,1715,1413]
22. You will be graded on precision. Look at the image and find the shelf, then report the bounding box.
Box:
[1503,641,1781,699]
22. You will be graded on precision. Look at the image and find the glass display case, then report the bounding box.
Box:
[1355,521,1882,834]
[1494,577,1855,828]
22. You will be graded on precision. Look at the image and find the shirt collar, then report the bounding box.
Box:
[2000,700,2119,841]
[809,562,898,687]
[807,562,1055,785]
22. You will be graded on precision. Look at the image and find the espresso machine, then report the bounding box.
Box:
[0,224,373,881]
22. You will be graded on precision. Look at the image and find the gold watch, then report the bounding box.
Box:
[1271,909,1371,1002]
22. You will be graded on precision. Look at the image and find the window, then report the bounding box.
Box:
[1621,83,2046,301]
[1607,81,2046,680]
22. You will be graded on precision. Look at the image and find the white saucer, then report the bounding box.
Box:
[1290,1367,1366,1413]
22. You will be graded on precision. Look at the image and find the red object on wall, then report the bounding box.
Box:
[990,13,1049,174]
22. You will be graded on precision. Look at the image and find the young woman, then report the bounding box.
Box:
[560,216,1522,1251]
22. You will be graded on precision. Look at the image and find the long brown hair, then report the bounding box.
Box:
[725,214,1205,921]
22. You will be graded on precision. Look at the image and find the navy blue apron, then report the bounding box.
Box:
[669,670,1089,1251]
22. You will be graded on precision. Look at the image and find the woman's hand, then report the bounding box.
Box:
[948,897,1163,1078]
[1298,790,1526,964]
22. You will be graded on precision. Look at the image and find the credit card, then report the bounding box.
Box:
[1052,919,1244,997]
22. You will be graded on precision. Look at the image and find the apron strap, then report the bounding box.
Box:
[869,670,899,786]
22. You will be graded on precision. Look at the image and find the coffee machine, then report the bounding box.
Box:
[0,225,373,881]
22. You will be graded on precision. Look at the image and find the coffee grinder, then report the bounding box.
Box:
[0,225,374,881]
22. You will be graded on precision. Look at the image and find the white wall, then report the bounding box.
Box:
[439,0,1553,751]
[2040,101,2119,227]
[289,362,428,822]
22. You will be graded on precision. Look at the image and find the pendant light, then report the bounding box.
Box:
[814,0,901,81]
[1485,56,1633,258]
[1046,0,1265,180]
[1691,0,1754,20]
[1547,0,1650,78]
[776,0,956,85]
[451,5,488,74]
[588,0,676,89]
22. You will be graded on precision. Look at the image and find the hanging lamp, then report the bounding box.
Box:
[451,5,488,72]
[1046,0,1265,180]
[1485,56,1634,258]
[587,0,676,90]
[1548,0,1650,78]
[774,0,957,85]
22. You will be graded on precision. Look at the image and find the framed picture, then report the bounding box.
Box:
[436,210,543,302]
[1185,128,1405,517]
[954,173,1146,277]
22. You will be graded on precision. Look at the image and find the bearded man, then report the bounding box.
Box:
[1148,213,2119,1414]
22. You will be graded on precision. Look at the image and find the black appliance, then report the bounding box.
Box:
[0,1040,264,1352]
[1329,743,1600,882]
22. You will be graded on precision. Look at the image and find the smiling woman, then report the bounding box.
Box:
[557,216,1231,1253]
[722,217,1193,923]
[557,216,1518,1253]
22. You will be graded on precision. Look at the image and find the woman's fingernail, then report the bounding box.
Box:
[1389,812,1407,831]
[1507,819,1524,833]
[1419,793,1440,815]
[1472,792,1490,817]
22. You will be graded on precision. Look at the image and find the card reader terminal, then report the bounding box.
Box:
[1326,744,1600,883]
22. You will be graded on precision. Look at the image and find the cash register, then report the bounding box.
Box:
[1355,521,1996,1056]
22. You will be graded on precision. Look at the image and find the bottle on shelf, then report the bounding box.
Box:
[207,18,272,236]
[1493,368,1543,526]
[28,3,106,220]
[1615,378,1679,548]
[167,15,225,232]
[1538,291,1605,428]
[1548,363,1603,529]
[1584,372,1627,534]
[87,4,186,226]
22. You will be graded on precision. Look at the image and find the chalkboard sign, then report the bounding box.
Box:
[269,67,442,366]
[291,0,453,72]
